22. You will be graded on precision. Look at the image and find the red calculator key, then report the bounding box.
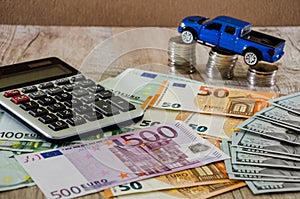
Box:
[4,90,20,97]
[11,94,30,104]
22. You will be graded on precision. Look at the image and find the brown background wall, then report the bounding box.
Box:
[0,0,299,27]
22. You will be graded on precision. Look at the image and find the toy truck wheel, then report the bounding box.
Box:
[181,30,195,44]
[244,51,260,66]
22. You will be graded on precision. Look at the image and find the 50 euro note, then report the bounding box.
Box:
[132,107,244,139]
[149,80,280,118]
[100,68,205,104]
[102,162,233,197]
[15,121,228,199]
[101,181,246,199]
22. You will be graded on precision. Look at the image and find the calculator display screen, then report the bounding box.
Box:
[0,64,73,89]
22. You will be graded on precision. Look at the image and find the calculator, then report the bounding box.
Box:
[0,57,144,142]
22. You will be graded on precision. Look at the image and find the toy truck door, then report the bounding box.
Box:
[219,25,237,51]
[199,22,222,46]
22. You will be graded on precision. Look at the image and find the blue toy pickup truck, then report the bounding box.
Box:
[178,16,285,66]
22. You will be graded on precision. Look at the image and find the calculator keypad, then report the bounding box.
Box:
[2,74,138,135]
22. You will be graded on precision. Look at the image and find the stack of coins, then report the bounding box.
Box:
[247,63,278,86]
[206,47,238,79]
[168,36,196,74]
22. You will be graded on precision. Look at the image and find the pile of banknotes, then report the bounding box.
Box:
[222,92,300,194]
[1,68,299,198]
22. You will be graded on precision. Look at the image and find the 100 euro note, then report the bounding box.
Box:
[100,68,205,104]
[149,80,280,118]
[0,151,34,192]
[15,121,228,199]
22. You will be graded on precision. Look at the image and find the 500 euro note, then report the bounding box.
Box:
[15,121,228,199]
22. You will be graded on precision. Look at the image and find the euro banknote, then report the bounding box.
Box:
[0,127,139,153]
[231,147,300,169]
[255,106,300,130]
[0,151,35,192]
[132,107,244,139]
[246,180,300,194]
[101,181,246,199]
[102,162,232,197]
[221,139,300,182]
[149,80,279,118]
[238,118,300,145]
[269,92,300,114]
[100,68,204,104]
[0,110,42,142]
[232,131,300,158]
[15,121,228,199]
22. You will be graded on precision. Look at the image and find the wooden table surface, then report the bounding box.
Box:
[0,25,299,199]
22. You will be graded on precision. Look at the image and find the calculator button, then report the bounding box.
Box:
[38,96,56,106]
[81,95,100,104]
[97,90,113,99]
[67,115,86,126]
[55,93,72,101]
[62,84,80,92]
[11,94,30,104]
[64,99,83,108]
[93,101,119,116]
[46,87,64,96]
[20,101,39,111]
[72,89,89,98]
[78,79,95,88]
[74,105,93,114]
[71,75,86,82]
[29,107,48,117]
[38,114,58,124]
[21,86,38,93]
[57,109,74,119]
[84,111,103,121]
[87,85,104,93]
[109,96,136,112]
[4,90,20,97]
[29,91,47,99]
[48,121,68,131]
[47,103,66,112]
[55,78,70,85]
[39,82,54,89]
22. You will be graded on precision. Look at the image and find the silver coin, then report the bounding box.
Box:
[206,47,238,79]
[247,63,278,86]
[168,36,196,74]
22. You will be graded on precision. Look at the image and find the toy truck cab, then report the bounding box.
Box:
[178,16,285,66]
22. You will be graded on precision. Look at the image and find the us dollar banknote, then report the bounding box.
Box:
[269,92,300,115]
[255,106,300,130]
[246,180,300,194]
[238,118,300,145]
[232,131,300,158]
[231,147,300,169]
[221,139,300,182]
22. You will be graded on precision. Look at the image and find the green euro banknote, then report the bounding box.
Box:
[0,151,34,192]
[0,127,139,153]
